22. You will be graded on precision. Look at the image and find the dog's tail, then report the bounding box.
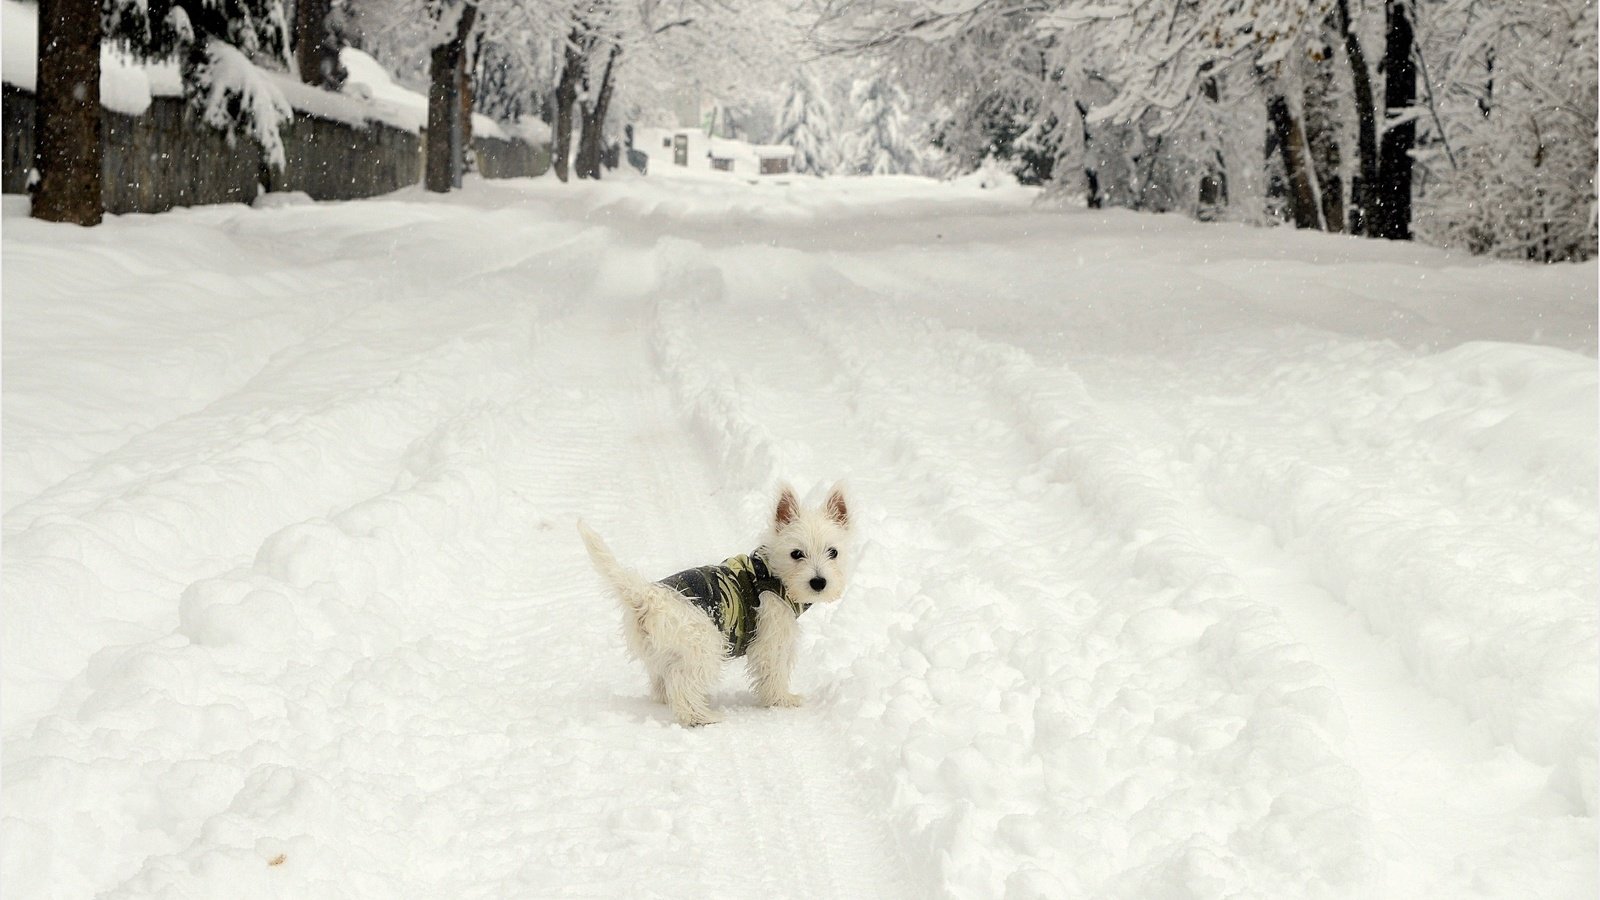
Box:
[577,520,652,613]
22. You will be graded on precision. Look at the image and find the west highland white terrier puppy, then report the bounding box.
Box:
[578,484,852,726]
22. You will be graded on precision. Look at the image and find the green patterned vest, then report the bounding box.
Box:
[658,551,812,657]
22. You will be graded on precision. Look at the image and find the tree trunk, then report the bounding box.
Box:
[1334,0,1379,235]
[574,107,599,179]
[294,0,346,89]
[1479,47,1493,118]
[1074,101,1102,209]
[1197,78,1227,218]
[459,30,475,170]
[1303,43,1345,232]
[33,0,102,225]
[426,3,477,192]
[1265,91,1323,229]
[1371,0,1416,240]
[575,44,620,180]
[553,30,583,183]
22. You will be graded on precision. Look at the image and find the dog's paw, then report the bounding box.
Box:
[677,710,723,727]
[764,692,805,708]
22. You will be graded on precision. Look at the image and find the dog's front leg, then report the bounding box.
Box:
[747,593,803,707]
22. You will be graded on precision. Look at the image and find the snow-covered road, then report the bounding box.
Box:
[3,177,1595,898]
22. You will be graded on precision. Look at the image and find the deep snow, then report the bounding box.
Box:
[2,174,1595,899]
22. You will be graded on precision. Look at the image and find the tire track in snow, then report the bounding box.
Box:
[653,248,1374,896]
[1170,354,1597,790]
[924,293,1596,794]
[856,250,1596,897]
[10,179,1589,899]
[4,386,553,897]
[4,239,914,898]
[1062,345,1600,895]
[637,246,921,899]
[0,205,527,514]
[816,277,1592,897]
[2,217,609,735]
[1185,505,1597,897]
[422,308,917,897]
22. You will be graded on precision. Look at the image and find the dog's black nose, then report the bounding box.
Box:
[809,576,827,592]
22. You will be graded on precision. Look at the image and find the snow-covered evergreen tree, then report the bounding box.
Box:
[774,68,835,176]
[844,72,918,176]
[103,0,293,166]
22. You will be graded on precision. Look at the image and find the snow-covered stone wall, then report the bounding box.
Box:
[2,87,550,212]
[1,2,551,214]
[2,88,424,210]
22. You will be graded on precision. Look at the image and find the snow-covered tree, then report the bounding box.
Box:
[844,71,919,175]
[473,32,553,126]
[344,0,560,189]
[348,0,805,185]
[1411,0,1598,260]
[817,0,1396,235]
[132,0,292,161]
[34,0,293,223]
[774,68,835,175]
[294,0,347,88]
[424,0,478,191]
[574,0,812,179]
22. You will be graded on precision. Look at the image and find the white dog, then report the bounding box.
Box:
[578,484,852,726]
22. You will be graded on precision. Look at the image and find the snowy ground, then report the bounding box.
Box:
[2,175,1596,899]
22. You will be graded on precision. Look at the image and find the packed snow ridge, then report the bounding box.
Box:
[2,175,1595,899]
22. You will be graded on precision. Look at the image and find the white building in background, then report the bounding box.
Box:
[633,126,794,178]
[630,80,793,178]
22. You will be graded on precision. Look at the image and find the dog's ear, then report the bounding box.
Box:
[824,484,850,529]
[774,484,800,527]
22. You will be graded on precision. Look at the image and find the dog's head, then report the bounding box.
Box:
[763,482,852,605]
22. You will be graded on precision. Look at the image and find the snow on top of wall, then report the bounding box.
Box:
[337,48,427,133]
[707,136,754,160]
[502,117,551,144]
[1,3,526,141]
[339,48,507,140]
[3,0,180,115]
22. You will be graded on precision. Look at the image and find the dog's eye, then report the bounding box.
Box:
[826,547,838,559]
[789,549,805,561]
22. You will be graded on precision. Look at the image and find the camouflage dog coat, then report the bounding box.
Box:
[658,551,812,657]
